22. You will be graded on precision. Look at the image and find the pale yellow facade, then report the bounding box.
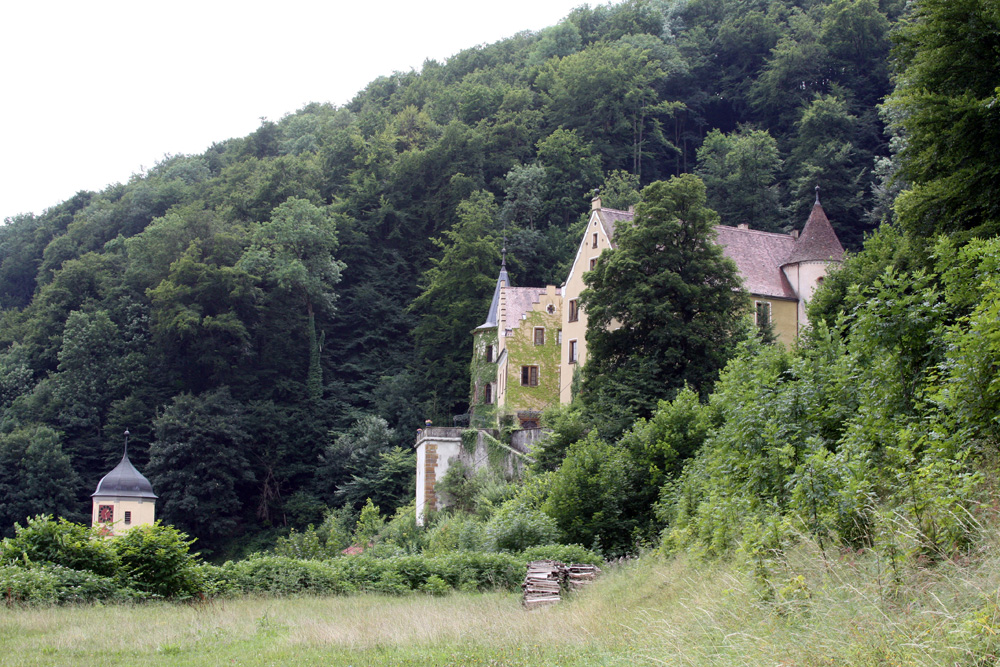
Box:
[753,297,800,347]
[91,496,156,535]
[559,210,616,404]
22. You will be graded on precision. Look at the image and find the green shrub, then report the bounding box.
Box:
[273,525,328,560]
[209,552,525,598]
[111,523,203,599]
[424,513,486,554]
[0,564,126,604]
[421,574,450,596]
[216,556,353,596]
[0,515,118,577]
[378,503,426,554]
[520,544,602,566]
[485,502,561,552]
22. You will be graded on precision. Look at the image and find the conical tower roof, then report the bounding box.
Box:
[785,188,845,264]
[92,436,157,500]
[476,262,509,330]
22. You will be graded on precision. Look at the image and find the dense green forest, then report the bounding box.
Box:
[2,0,995,564]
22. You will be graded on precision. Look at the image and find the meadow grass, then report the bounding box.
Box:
[2,531,1000,666]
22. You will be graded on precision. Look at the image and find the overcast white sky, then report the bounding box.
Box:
[1,0,607,221]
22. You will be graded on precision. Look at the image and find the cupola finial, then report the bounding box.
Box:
[815,185,821,205]
[123,429,130,458]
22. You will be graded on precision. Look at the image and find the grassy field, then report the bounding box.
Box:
[2,535,1000,666]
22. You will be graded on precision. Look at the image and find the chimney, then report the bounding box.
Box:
[591,196,602,211]
[791,229,800,239]
[627,204,635,214]
[737,223,749,230]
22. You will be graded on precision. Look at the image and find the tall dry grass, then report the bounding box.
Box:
[3,525,1000,666]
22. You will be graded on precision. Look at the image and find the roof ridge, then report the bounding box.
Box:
[714,224,794,239]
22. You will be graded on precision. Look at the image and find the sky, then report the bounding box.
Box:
[0,0,607,221]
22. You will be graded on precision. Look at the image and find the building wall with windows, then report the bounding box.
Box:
[495,285,562,428]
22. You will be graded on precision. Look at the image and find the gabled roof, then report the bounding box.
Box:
[503,286,558,330]
[784,198,845,264]
[595,208,633,247]
[714,226,798,299]
[477,263,510,330]
[592,194,844,300]
[92,453,157,500]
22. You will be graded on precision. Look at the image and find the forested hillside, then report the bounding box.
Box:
[0,0,915,555]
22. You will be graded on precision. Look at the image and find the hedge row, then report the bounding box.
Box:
[203,545,602,597]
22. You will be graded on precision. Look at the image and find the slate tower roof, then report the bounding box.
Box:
[477,261,510,330]
[92,436,157,500]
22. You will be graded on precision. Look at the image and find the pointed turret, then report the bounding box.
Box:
[785,186,845,265]
[477,261,510,330]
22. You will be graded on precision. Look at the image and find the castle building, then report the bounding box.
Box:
[558,189,844,403]
[469,260,562,429]
[417,188,845,520]
[91,431,157,535]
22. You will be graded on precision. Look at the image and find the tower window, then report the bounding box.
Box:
[124,511,132,525]
[484,383,493,404]
[485,344,494,363]
[534,327,545,346]
[521,366,539,387]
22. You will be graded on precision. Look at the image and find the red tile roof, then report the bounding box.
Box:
[786,202,845,264]
[598,200,844,300]
[714,226,798,299]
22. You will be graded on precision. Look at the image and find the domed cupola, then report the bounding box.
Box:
[92,453,158,500]
[91,430,157,533]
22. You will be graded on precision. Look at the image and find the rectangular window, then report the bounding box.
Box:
[568,299,579,322]
[485,344,493,363]
[124,511,132,525]
[98,505,114,523]
[520,365,539,387]
[556,330,562,345]
[569,339,578,364]
[592,233,598,248]
[484,383,493,404]
[755,301,772,328]
[534,327,545,346]
[589,258,597,271]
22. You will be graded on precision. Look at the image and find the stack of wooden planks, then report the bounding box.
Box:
[565,563,600,591]
[522,560,602,609]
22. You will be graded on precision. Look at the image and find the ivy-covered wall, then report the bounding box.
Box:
[469,327,498,427]
[502,303,562,415]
